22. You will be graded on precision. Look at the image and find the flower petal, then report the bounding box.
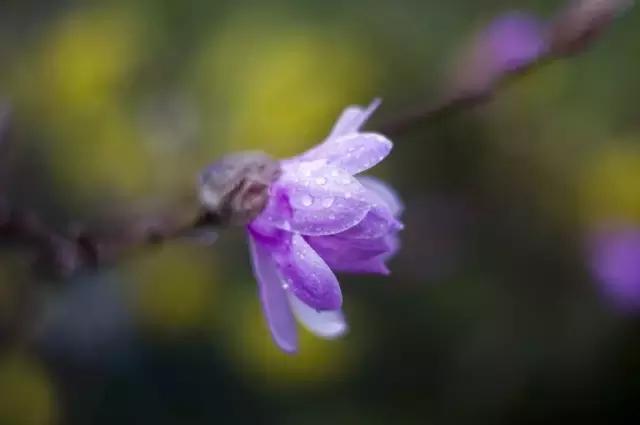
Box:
[338,204,402,240]
[302,133,393,175]
[287,293,348,339]
[275,233,343,311]
[275,160,371,236]
[248,234,298,353]
[332,256,391,275]
[307,233,394,269]
[295,99,390,174]
[327,98,381,139]
[309,232,400,275]
[381,232,401,262]
[359,175,404,217]
[252,184,293,231]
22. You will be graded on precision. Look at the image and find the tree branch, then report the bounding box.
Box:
[379,0,632,136]
[0,202,221,279]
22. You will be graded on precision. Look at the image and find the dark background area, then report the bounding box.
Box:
[1,1,639,424]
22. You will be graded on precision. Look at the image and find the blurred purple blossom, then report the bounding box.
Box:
[484,11,548,72]
[246,99,403,353]
[588,225,640,312]
[450,11,547,93]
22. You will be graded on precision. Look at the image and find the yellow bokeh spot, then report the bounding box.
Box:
[13,6,152,204]
[48,106,152,202]
[128,244,218,335]
[0,258,25,326]
[0,353,57,425]
[224,288,354,389]
[580,139,640,224]
[194,13,378,157]
[40,8,140,113]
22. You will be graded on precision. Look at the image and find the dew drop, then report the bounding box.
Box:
[315,176,327,185]
[300,194,314,207]
[282,283,289,290]
[322,197,334,208]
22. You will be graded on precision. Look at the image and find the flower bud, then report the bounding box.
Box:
[448,12,546,96]
[199,151,281,225]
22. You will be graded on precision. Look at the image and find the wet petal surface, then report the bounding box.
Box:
[359,175,404,217]
[287,293,348,339]
[248,234,298,353]
[275,233,343,311]
[272,160,371,236]
[301,133,392,175]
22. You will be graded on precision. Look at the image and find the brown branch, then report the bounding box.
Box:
[0,202,221,279]
[379,0,632,136]
[0,101,225,279]
[378,58,547,135]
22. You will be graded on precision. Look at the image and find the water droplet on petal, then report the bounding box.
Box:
[282,283,289,290]
[315,176,327,185]
[300,194,314,207]
[322,197,334,208]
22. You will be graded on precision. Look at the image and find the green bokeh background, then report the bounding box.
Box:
[1,0,639,424]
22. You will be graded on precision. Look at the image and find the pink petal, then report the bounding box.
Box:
[275,160,371,236]
[338,204,402,240]
[327,98,381,139]
[331,256,391,275]
[301,133,393,175]
[306,233,394,271]
[248,234,298,353]
[287,293,348,339]
[275,233,343,311]
[295,100,390,174]
[359,175,404,217]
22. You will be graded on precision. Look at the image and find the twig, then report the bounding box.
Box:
[0,203,221,279]
[378,58,548,135]
[379,0,632,135]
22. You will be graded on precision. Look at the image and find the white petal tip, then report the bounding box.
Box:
[312,321,349,340]
[288,294,349,339]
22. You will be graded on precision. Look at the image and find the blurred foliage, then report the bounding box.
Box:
[222,284,357,389]
[581,139,640,225]
[127,244,219,335]
[0,353,57,425]
[11,5,153,205]
[0,0,639,424]
[192,10,378,158]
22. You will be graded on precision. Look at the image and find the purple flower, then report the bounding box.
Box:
[449,11,547,95]
[484,11,547,72]
[588,225,640,312]
[247,99,403,353]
